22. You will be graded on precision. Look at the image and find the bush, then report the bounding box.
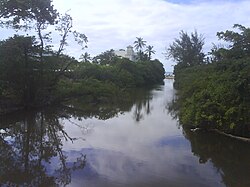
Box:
[174,59,250,137]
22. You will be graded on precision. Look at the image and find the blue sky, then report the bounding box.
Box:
[1,0,250,71]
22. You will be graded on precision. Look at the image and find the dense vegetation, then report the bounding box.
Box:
[167,25,250,138]
[56,58,164,103]
[0,0,164,114]
[0,35,164,113]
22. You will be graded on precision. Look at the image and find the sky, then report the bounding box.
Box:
[1,0,250,71]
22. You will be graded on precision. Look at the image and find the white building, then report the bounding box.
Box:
[114,45,136,61]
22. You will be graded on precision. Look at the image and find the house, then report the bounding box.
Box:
[114,45,136,61]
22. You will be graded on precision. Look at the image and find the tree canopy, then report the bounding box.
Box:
[134,37,147,61]
[216,24,250,60]
[166,30,205,68]
[0,0,58,29]
[170,25,250,138]
[145,45,155,60]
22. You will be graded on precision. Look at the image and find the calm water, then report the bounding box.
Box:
[0,80,250,187]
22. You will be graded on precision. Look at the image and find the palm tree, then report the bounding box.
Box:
[134,37,147,60]
[145,45,155,60]
[80,52,91,62]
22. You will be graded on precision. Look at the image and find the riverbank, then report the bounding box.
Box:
[172,60,250,138]
[189,127,250,143]
[0,59,165,115]
[2,80,250,187]
[0,79,163,116]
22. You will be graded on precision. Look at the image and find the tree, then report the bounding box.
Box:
[0,0,88,107]
[0,35,40,105]
[207,43,228,63]
[134,37,147,61]
[92,49,116,65]
[0,0,58,29]
[0,0,87,64]
[80,52,91,63]
[145,45,155,60]
[170,25,250,137]
[56,13,73,57]
[166,30,205,68]
[217,24,250,59]
[0,0,58,62]
[53,13,87,79]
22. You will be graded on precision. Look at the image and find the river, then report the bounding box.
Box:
[0,80,250,187]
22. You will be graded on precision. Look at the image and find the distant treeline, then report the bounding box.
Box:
[167,24,250,138]
[56,58,165,103]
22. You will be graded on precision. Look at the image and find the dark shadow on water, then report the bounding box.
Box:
[167,97,250,187]
[62,87,154,122]
[183,127,250,187]
[0,109,86,186]
[0,86,156,186]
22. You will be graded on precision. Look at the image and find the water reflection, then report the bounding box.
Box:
[1,80,249,187]
[133,90,153,122]
[62,87,153,121]
[184,128,250,187]
[0,109,86,186]
[167,89,250,187]
[59,81,224,187]
[0,86,154,186]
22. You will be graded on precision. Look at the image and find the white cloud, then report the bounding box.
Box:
[1,0,250,71]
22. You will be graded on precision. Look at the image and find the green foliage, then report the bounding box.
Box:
[0,0,165,112]
[145,45,155,60]
[56,78,120,103]
[0,0,58,29]
[80,52,91,62]
[134,37,147,51]
[167,30,205,68]
[54,58,165,105]
[0,35,80,108]
[175,60,250,137]
[215,24,250,60]
[92,49,117,65]
[0,35,39,104]
[0,0,88,110]
[172,25,250,137]
[134,37,147,61]
[72,58,165,88]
